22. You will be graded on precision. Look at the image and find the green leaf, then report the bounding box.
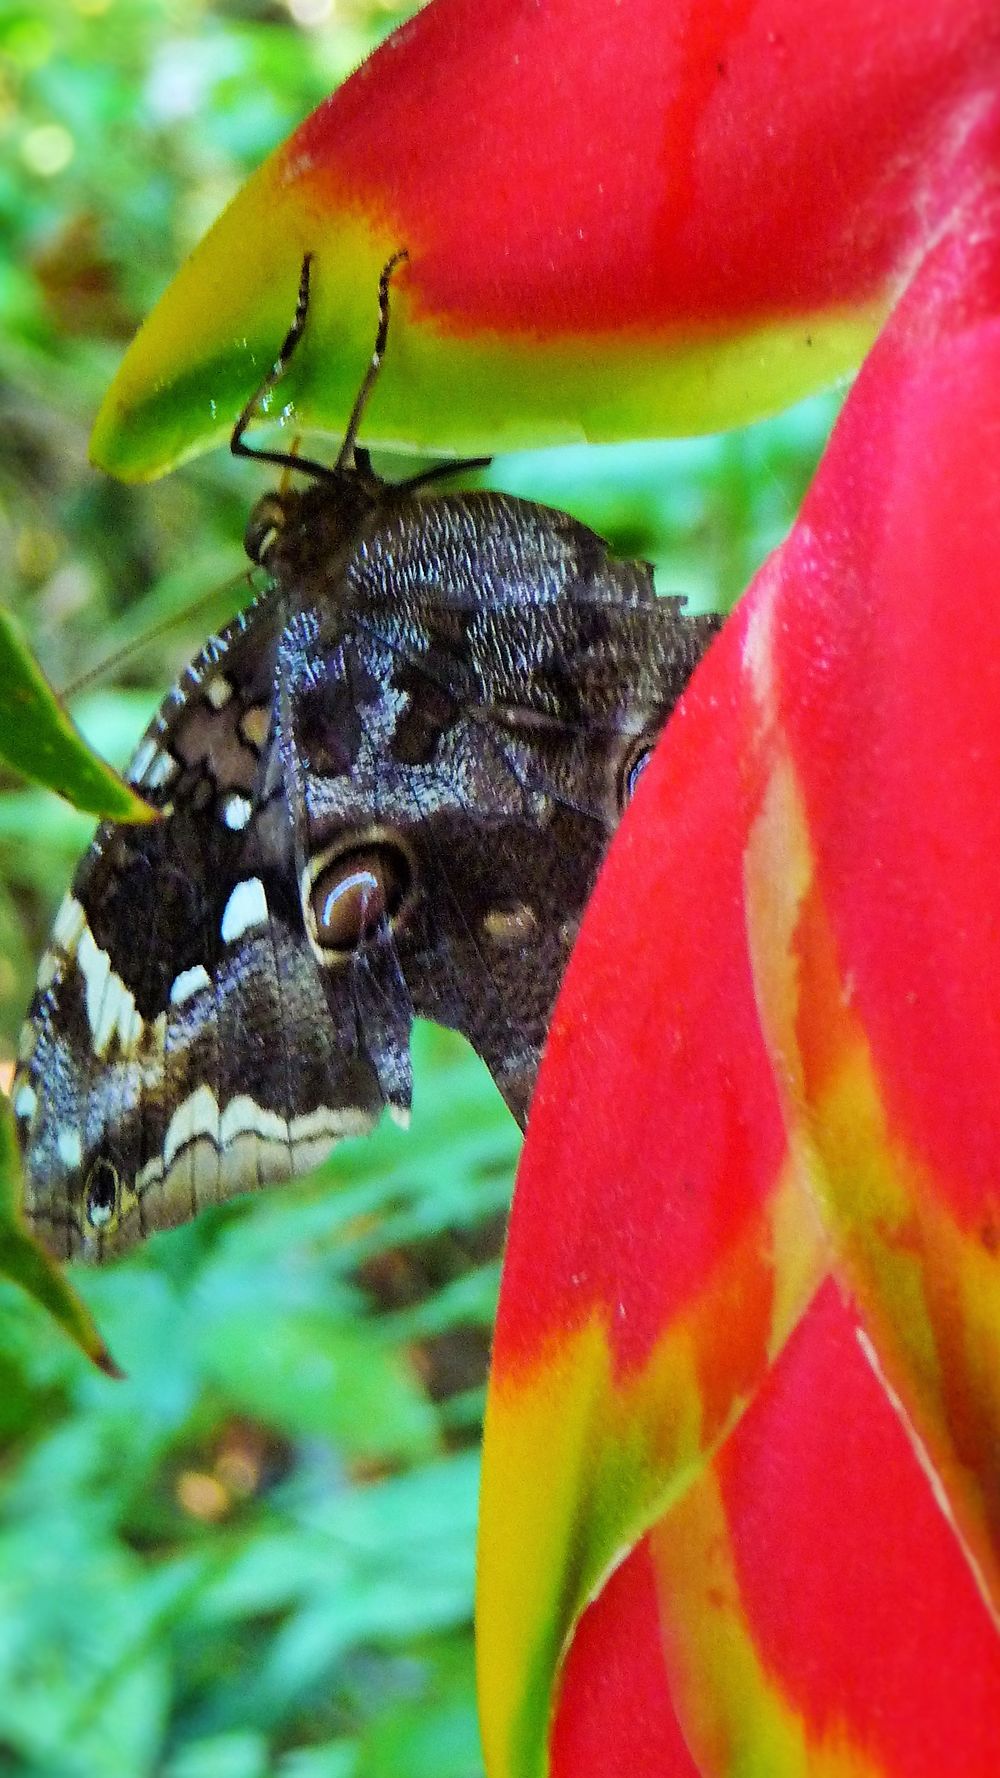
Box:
[0,605,154,821]
[0,1094,121,1375]
[0,1516,169,1778]
[196,1301,436,1458]
[163,1733,269,1778]
[277,1744,358,1778]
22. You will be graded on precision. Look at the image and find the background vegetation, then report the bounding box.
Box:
[0,2,841,1772]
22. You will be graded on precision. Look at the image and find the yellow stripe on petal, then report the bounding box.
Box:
[477,1163,826,1778]
[740,678,1000,1622]
[649,1471,885,1778]
[801,1027,1000,1625]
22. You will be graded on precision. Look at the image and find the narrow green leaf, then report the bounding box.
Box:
[0,1095,122,1375]
[0,606,154,822]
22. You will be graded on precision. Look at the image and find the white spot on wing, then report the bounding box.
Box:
[77,924,143,1057]
[169,963,212,1007]
[36,951,59,991]
[163,1084,221,1169]
[221,877,268,944]
[56,1127,83,1170]
[290,1104,373,1145]
[129,737,158,782]
[145,749,179,790]
[134,1153,163,1197]
[222,794,253,832]
[206,677,233,710]
[239,704,270,752]
[77,924,111,1040]
[219,1095,290,1148]
[52,895,86,952]
[482,903,538,944]
[13,1084,37,1122]
[134,1100,376,1225]
[96,977,131,1057]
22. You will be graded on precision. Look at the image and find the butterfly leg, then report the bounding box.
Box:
[230,249,414,481]
[335,249,410,472]
[230,254,336,478]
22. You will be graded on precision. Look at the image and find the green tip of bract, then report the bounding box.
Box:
[0,607,155,823]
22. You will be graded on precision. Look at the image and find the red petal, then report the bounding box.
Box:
[754,187,1000,1609]
[553,1286,1000,1776]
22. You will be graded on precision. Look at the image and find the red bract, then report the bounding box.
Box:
[552,1288,1000,1776]
[480,112,1000,1778]
[93,0,1000,475]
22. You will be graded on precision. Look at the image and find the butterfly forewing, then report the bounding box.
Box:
[275,487,717,1124]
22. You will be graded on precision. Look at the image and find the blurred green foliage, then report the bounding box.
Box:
[0,1021,511,1778]
[0,0,845,1772]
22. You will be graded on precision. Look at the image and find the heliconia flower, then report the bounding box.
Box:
[478,129,1000,1778]
[91,0,999,480]
[548,1284,1000,1777]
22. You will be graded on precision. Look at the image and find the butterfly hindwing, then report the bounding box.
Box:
[15,600,384,1259]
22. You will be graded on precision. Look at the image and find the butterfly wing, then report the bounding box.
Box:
[13,597,384,1261]
[276,489,719,1124]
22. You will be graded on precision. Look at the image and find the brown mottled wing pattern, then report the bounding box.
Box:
[275,488,718,1124]
[14,481,718,1261]
[13,601,384,1260]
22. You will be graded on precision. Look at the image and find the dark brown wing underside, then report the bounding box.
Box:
[14,484,718,1259]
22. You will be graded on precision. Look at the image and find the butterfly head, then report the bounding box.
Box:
[244,462,383,580]
[244,489,299,566]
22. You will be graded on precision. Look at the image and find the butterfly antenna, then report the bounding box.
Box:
[230,254,335,481]
[60,565,256,700]
[334,249,409,473]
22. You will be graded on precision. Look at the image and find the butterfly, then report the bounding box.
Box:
[12,253,719,1261]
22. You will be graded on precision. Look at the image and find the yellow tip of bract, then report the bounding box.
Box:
[89,154,446,481]
[95,0,976,484]
[90,150,316,482]
[88,78,883,483]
